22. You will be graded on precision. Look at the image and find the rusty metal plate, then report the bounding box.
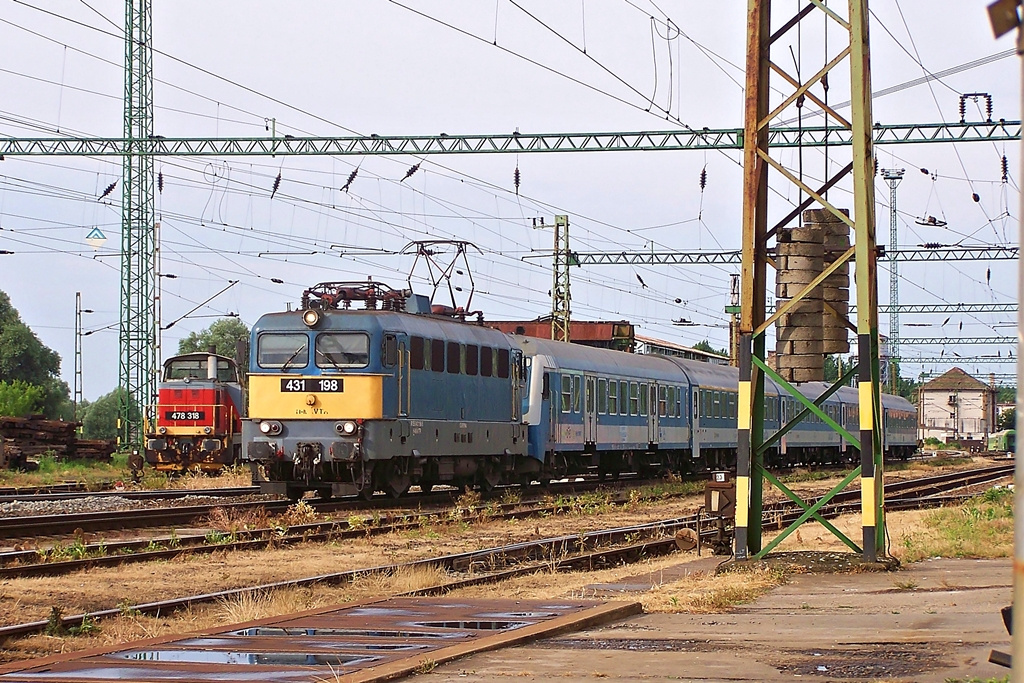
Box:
[0,597,640,682]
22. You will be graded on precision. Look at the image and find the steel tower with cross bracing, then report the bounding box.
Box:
[120,0,156,447]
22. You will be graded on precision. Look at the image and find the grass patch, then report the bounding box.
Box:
[643,565,787,613]
[896,486,1013,563]
[0,453,252,490]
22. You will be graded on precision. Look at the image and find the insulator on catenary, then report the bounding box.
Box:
[699,166,707,191]
[514,166,521,195]
[98,181,117,200]
[341,168,358,193]
[972,192,980,203]
[158,171,164,194]
[271,172,282,199]
[401,162,421,183]
[1002,156,1009,183]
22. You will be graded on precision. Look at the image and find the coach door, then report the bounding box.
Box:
[584,375,597,445]
[648,383,659,445]
[692,389,701,462]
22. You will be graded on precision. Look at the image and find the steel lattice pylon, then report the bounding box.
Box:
[551,215,571,343]
[881,168,905,390]
[736,0,885,562]
[120,0,155,447]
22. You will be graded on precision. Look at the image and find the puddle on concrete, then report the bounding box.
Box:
[231,627,467,639]
[411,620,527,630]
[118,650,378,667]
[180,637,426,651]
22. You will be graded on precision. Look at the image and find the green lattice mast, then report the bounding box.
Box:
[120,0,156,447]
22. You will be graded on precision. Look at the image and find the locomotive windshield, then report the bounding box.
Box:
[164,357,237,382]
[315,333,370,369]
[258,333,309,369]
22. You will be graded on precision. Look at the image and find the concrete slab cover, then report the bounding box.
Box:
[425,558,1012,682]
[0,598,641,683]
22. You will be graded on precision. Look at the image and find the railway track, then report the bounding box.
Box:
[0,482,94,496]
[0,481,681,579]
[0,475,668,540]
[0,485,260,505]
[0,463,1011,641]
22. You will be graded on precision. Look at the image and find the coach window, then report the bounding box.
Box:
[608,379,618,414]
[713,391,721,419]
[410,336,425,370]
[728,392,737,419]
[258,333,308,369]
[465,344,478,376]
[676,386,683,417]
[659,385,668,417]
[561,375,572,413]
[479,346,493,377]
[431,338,445,372]
[629,382,639,416]
[497,348,510,378]
[446,342,460,374]
[619,380,628,414]
[572,375,582,413]
[639,383,648,416]
[701,389,710,417]
[598,378,608,414]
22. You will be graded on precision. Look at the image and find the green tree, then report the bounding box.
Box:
[0,290,70,418]
[177,318,249,358]
[692,339,728,358]
[0,380,45,417]
[81,388,138,440]
[998,407,1016,431]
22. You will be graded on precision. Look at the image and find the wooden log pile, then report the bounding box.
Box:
[0,415,115,466]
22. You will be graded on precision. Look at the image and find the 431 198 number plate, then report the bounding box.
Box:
[281,378,344,393]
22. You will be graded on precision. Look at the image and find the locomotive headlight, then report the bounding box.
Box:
[158,426,167,435]
[335,420,358,436]
[302,309,321,328]
[259,420,282,436]
[204,426,213,435]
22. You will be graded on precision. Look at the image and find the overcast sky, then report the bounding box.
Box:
[0,1,1017,400]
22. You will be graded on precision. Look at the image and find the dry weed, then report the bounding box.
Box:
[643,566,786,613]
[205,505,270,533]
[278,500,320,527]
[216,586,323,624]
[349,564,450,596]
[175,465,252,490]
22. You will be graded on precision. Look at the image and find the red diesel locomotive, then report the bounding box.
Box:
[145,351,245,474]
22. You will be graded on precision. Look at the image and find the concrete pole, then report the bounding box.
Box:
[1013,18,1024,679]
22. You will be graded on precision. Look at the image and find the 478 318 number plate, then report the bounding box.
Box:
[281,377,345,393]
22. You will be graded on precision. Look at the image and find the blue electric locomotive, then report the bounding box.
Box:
[242,280,919,498]
[242,282,530,499]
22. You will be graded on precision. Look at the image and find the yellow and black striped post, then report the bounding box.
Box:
[850,0,885,562]
[735,336,752,559]
[858,344,878,560]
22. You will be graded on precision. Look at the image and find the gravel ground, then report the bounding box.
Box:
[0,493,277,518]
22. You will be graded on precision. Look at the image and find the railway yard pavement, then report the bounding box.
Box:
[425,557,1012,682]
